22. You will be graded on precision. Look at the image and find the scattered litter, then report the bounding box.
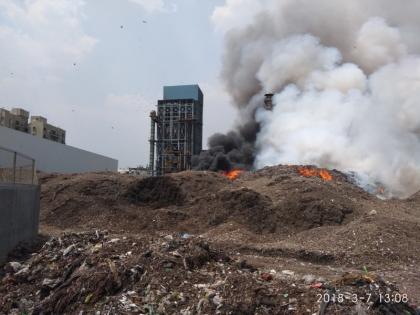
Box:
[7,262,22,273]
[63,244,75,256]
[260,273,273,282]
[181,233,192,239]
[310,283,324,289]
[302,274,316,285]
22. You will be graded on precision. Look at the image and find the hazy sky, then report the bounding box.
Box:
[0,0,239,168]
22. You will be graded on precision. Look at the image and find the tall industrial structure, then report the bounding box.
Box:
[149,85,204,176]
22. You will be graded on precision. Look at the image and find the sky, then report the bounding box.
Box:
[0,0,238,168]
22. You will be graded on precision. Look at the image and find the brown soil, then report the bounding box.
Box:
[39,167,366,237]
[1,165,420,314]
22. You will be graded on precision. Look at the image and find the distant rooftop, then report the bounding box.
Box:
[163,85,203,103]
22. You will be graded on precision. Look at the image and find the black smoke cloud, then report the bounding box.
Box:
[194,0,420,197]
[192,119,260,171]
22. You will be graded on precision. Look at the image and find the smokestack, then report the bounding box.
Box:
[149,111,157,176]
[264,93,274,111]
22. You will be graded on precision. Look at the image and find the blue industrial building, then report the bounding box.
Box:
[163,85,204,104]
[149,85,203,175]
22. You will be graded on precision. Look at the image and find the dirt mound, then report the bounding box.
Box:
[172,171,229,200]
[39,172,233,234]
[36,167,419,288]
[204,188,276,233]
[125,176,185,207]
[234,165,360,233]
[275,187,354,231]
[38,167,368,236]
[172,166,361,235]
[243,165,372,200]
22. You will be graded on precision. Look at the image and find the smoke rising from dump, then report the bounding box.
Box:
[195,0,420,197]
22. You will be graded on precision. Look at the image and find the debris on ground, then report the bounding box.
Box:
[314,273,419,315]
[2,166,418,313]
[1,231,418,315]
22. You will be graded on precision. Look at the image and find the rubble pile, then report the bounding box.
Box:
[10,166,418,313]
[1,232,418,314]
[0,231,230,314]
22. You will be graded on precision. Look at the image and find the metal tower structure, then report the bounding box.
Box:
[149,85,203,176]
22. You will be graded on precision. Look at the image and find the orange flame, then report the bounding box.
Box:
[376,186,385,195]
[297,166,333,181]
[222,169,244,181]
[319,169,333,181]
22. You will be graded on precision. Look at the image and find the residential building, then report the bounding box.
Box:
[0,125,117,173]
[0,107,66,144]
[0,108,29,133]
[30,116,66,144]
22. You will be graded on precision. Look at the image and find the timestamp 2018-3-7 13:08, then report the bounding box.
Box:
[317,293,409,304]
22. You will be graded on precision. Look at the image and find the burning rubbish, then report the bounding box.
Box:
[297,166,333,181]
[205,0,420,198]
[222,169,244,181]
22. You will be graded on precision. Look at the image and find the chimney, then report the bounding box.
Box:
[264,93,274,111]
[149,111,157,176]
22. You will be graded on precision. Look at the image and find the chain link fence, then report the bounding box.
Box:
[0,146,37,185]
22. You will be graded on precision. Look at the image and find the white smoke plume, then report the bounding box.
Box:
[212,0,420,198]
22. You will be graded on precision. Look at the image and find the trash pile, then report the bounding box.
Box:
[1,231,418,315]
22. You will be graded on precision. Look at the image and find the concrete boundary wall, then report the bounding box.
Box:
[0,126,118,173]
[0,183,40,263]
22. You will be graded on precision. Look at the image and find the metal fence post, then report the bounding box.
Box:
[31,159,35,184]
[0,147,37,185]
[12,151,16,184]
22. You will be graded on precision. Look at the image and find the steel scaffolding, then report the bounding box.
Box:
[149,97,203,176]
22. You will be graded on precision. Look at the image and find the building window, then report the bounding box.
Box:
[32,126,37,135]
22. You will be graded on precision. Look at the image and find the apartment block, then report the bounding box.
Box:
[30,116,66,144]
[0,107,65,144]
[0,108,29,133]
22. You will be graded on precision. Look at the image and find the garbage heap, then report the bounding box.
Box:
[0,231,418,315]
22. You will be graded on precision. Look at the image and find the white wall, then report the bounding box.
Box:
[0,126,118,173]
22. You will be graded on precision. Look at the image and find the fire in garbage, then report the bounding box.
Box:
[222,169,244,180]
[297,166,333,181]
